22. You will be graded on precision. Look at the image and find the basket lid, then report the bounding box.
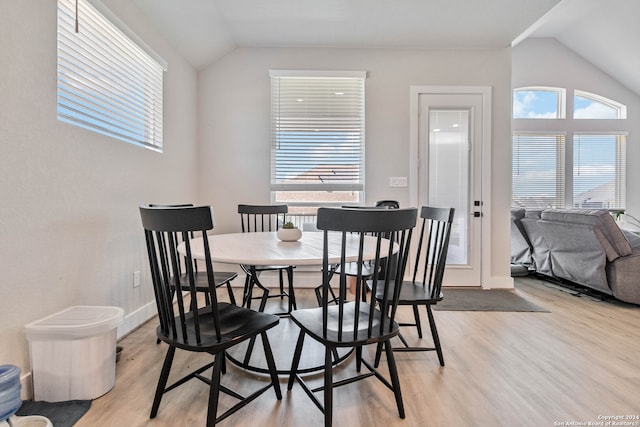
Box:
[25,306,124,339]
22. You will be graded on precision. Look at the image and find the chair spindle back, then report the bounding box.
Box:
[412,206,455,299]
[316,207,417,341]
[140,205,222,346]
[238,204,288,232]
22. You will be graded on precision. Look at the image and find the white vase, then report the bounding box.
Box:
[277,227,302,242]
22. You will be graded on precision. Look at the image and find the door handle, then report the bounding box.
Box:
[473,200,482,217]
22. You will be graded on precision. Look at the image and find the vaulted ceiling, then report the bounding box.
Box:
[132,0,640,96]
[516,0,640,96]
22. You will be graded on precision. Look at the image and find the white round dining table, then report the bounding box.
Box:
[180,230,389,267]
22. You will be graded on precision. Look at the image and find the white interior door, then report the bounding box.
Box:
[416,91,486,287]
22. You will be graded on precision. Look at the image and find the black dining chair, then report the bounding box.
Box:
[287,207,417,427]
[238,204,296,313]
[140,205,281,426]
[317,202,401,305]
[373,206,455,367]
[374,199,400,209]
[149,203,238,305]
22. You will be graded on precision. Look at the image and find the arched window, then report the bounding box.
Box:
[513,87,566,119]
[574,90,627,119]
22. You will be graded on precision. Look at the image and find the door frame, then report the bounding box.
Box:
[409,86,493,289]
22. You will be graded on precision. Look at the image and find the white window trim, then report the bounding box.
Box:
[269,70,367,206]
[84,0,167,70]
[513,86,566,119]
[574,89,627,119]
[269,70,366,79]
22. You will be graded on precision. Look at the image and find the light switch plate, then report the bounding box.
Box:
[389,176,408,187]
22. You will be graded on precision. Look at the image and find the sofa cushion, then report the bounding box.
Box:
[541,209,632,260]
[525,209,543,220]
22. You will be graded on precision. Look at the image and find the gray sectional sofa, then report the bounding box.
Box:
[511,208,640,305]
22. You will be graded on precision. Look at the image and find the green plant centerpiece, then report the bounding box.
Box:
[278,219,302,241]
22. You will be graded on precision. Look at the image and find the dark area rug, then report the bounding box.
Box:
[16,400,91,427]
[433,289,549,312]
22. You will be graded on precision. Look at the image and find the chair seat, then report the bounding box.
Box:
[373,281,443,304]
[158,303,279,351]
[336,262,378,278]
[290,302,399,347]
[173,271,238,292]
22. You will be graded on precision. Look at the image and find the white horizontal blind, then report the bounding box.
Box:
[573,134,626,209]
[57,0,164,151]
[270,71,365,192]
[512,133,566,209]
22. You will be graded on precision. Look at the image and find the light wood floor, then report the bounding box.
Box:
[75,277,640,427]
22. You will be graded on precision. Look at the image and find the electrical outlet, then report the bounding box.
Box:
[389,176,408,187]
[133,270,141,288]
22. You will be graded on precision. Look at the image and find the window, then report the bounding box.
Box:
[513,87,566,119]
[512,86,628,210]
[512,133,566,208]
[573,134,626,209]
[57,0,166,151]
[270,70,366,212]
[574,90,627,119]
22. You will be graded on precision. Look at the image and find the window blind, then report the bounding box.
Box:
[512,133,566,209]
[57,0,165,151]
[573,134,626,209]
[270,71,366,192]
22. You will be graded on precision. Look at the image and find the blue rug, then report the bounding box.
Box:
[16,400,91,427]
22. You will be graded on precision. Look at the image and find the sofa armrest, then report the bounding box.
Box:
[520,216,552,276]
[511,209,532,266]
[607,252,640,305]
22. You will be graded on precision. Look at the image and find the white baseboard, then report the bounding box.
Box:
[483,275,515,289]
[116,301,157,340]
[20,372,32,400]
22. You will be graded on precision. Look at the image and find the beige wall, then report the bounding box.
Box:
[0,0,198,385]
[197,47,514,287]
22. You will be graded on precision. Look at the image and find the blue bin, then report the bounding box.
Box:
[0,365,22,422]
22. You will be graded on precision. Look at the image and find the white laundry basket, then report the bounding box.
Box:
[25,306,124,402]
